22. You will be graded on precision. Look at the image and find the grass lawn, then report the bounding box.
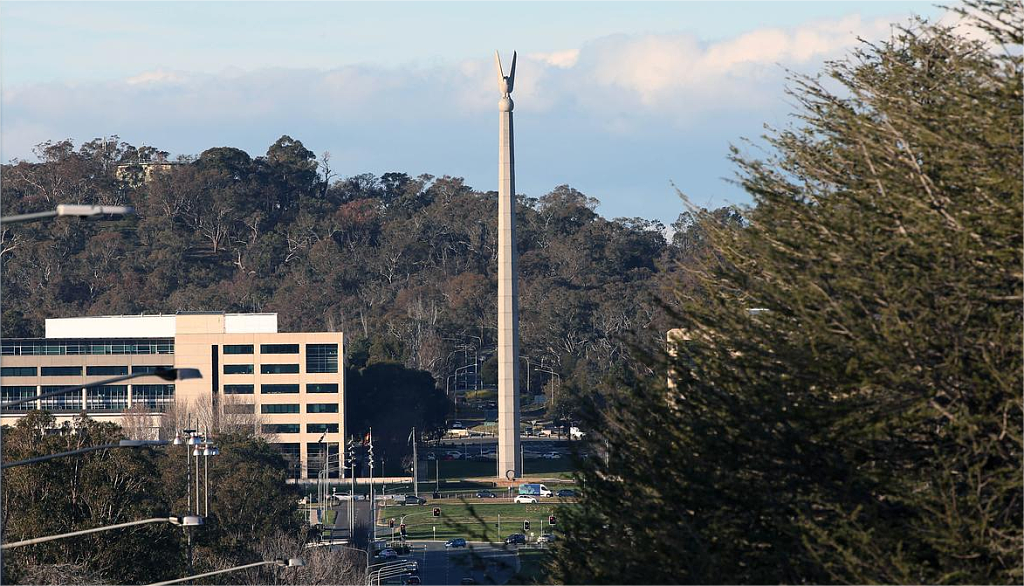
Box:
[380,501,569,542]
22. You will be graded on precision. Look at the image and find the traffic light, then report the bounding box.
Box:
[389,518,395,529]
[548,515,556,526]
[400,523,407,537]
[432,507,441,517]
[523,520,531,531]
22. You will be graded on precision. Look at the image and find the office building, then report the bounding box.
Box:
[0,313,343,479]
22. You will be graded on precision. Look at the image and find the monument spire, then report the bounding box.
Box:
[495,50,521,480]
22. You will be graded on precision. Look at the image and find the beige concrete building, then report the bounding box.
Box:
[0,313,344,480]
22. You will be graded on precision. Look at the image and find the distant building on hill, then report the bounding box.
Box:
[0,312,344,480]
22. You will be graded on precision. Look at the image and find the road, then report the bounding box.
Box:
[390,540,518,585]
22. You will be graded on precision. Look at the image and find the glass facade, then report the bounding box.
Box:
[1,367,37,377]
[223,344,254,355]
[132,384,175,411]
[224,384,255,394]
[87,365,129,376]
[260,344,299,354]
[132,365,172,374]
[261,363,299,374]
[223,364,254,375]
[41,366,83,376]
[262,423,300,434]
[261,384,299,394]
[2,339,173,356]
[86,385,128,412]
[306,344,339,373]
[1,386,37,411]
[307,423,339,434]
[307,383,338,393]
[307,403,339,413]
[40,386,83,412]
[261,404,300,414]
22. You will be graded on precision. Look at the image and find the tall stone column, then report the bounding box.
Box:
[495,51,521,480]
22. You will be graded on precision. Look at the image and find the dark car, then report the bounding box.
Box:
[505,533,526,545]
[556,489,576,498]
[445,538,467,548]
[475,490,496,498]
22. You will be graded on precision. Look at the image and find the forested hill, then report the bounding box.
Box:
[1,136,711,413]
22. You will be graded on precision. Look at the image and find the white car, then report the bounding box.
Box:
[514,495,538,504]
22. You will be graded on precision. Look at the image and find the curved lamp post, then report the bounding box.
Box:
[2,515,202,549]
[1,204,133,224]
[2,439,169,469]
[147,557,304,586]
[1,367,202,411]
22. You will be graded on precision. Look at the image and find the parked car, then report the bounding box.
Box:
[543,452,562,459]
[505,533,527,545]
[451,421,464,429]
[445,538,467,548]
[475,490,496,498]
[514,495,538,504]
[537,534,557,544]
[556,489,576,498]
[377,549,398,559]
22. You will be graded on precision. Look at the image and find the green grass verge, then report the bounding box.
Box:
[380,501,569,542]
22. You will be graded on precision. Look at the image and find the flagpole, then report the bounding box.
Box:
[368,427,375,541]
[411,427,418,499]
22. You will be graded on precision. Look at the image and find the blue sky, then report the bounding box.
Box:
[2,1,949,224]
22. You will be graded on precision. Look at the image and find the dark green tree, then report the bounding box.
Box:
[553,4,1022,584]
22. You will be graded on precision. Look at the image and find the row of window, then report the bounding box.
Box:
[0,384,175,412]
[262,423,339,434]
[223,343,338,373]
[1,339,174,356]
[223,363,305,375]
[223,383,338,394]
[1,365,172,377]
[260,403,339,414]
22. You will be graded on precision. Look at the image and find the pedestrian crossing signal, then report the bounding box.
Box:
[400,523,407,536]
[524,520,531,531]
[548,515,556,526]
[432,507,441,517]
[389,519,395,528]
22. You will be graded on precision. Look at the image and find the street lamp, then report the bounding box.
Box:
[2,439,169,469]
[1,204,134,224]
[2,515,201,549]
[147,557,304,586]
[1,367,202,410]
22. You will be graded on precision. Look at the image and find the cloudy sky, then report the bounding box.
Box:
[2,1,949,224]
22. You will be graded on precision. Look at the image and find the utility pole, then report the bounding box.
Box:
[411,427,418,499]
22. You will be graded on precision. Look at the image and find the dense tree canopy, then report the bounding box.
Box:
[554,4,1022,584]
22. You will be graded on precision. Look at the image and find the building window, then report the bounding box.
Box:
[260,363,299,375]
[132,384,175,412]
[262,424,300,434]
[1,386,37,412]
[224,384,255,395]
[224,364,254,375]
[223,403,255,414]
[307,423,339,434]
[261,404,300,414]
[86,385,128,412]
[271,443,301,478]
[261,344,299,355]
[40,386,82,412]
[1,367,37,377]
[307,403,338,414]
[261,384,299,394]
[306,344,339,374]
[307,383,338,394]
[1,338,173,356]
[223,345,254,355]
[41,366,83,376]
[132,365,171,374]
[86,365,129,376]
